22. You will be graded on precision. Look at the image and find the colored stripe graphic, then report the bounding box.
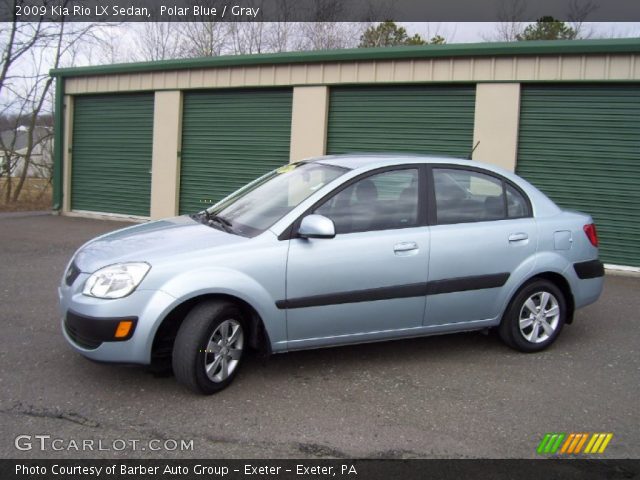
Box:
[537,433,552,454]
[540,433,613,454]
[574,433,589,453]
[537,433,566,454]
[549,433,565,453]
[597,434,613,453]
[585,433,614,454]
[560,434,575,454]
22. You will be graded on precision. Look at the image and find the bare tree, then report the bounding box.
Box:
[226,0,268,55]
[0,2,102,205]
[178,0,230,57]
[298,22,366,51]
[0,17,46,96]
[262,0,300,52]
[263,22,297,52]
[228,22,267,55]
[181,22,228,57]
[486,0,527,41]
[568,0,599,38]
[295,0,366,50]
[135,22,186,61]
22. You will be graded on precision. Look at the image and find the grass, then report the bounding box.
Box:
[0,177,52,212]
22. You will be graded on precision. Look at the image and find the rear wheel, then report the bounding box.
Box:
[172,301,246,394]
[499,279,566,352]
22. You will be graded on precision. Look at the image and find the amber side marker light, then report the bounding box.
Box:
[114,320,134,339]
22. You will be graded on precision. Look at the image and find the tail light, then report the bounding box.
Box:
[583,223,599,247]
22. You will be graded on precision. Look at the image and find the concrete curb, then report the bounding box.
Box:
[605,265,640,278]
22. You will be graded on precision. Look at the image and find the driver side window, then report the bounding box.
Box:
[314,168,419,234]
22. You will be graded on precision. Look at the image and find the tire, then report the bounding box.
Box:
[172,301,246,394]
[498,279,566,353]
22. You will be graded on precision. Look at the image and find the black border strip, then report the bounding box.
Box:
[276,273,509,309]
[4,459,640,480]
[574,260,604,279]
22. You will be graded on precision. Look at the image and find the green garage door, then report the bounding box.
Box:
[517,85,640,267]
[71,94,153,216]
[327,86,476,157]
[179,89,292,214]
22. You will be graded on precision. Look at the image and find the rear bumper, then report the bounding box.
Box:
[574,260,605,279]
[567,260,604,310]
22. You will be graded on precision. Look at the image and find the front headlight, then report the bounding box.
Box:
[82,262,151,299]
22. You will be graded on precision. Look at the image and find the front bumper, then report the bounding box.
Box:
[63,311,138,349]
[59,274,176,365]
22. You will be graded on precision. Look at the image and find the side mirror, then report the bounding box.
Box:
[298,214,336,239]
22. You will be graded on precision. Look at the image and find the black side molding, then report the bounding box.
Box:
[276,272,510,309]
[426,273,510,295]
[574,260,605,279]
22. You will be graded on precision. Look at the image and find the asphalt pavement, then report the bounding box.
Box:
[0,213,638,459]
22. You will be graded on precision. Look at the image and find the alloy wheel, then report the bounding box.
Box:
[518,291,560,344]
[204,319,244,382]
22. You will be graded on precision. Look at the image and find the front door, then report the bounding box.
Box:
[284,167,430,349]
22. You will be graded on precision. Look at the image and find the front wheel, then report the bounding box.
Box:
[499,279,566,353]
[172,301,246,394]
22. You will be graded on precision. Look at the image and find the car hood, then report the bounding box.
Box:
[74,215,245,273]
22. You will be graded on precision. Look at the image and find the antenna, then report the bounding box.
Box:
[467,141,480,160]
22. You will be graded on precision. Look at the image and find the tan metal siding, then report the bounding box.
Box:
[65,55,640,95]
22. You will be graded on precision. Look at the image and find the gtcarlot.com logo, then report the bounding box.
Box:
[14,435,194,452]
[537,433,613,455]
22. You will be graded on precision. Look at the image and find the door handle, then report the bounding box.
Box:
[508,233,528,242]
[394,241,418,252]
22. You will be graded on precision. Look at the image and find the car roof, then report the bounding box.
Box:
[310,153,454,170]
[308,153,513,176]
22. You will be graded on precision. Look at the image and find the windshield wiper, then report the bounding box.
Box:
[203,211,234,233]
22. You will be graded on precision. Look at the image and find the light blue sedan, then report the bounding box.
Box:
[59,155,604,394]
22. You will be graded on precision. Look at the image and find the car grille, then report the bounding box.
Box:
[65,262,81,286]
[64,317,102,350]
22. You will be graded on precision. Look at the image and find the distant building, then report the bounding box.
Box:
[0,126,53,178]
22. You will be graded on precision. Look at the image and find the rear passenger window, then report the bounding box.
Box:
[433,168,529,224]
[506,183,528,218]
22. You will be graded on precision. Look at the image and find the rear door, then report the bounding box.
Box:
[425,166,536,326]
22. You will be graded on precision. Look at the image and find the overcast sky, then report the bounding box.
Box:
[405,22,640,42]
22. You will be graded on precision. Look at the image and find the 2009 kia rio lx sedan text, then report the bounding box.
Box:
[59,154,604,394]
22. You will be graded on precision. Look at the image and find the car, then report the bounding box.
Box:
[59,154,605,394]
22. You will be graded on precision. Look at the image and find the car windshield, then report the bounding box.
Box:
[202,162,347,237]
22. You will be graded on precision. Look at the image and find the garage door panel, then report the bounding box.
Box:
[71,94,153,217]
[517,85,640,267]
[179,89,292,215]
[327,86,475,157]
